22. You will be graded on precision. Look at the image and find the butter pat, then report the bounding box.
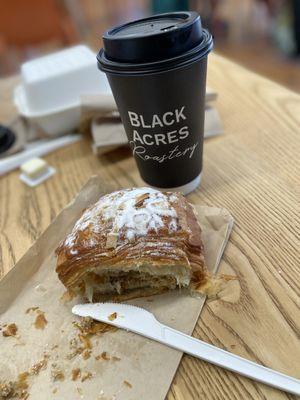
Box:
[20,157,55,187]
[21,157,48,179]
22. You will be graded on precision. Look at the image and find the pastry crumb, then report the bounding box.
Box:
[66,342,84,360]
[60,290,75,303]
[112,356,121,362]
[123,380,132,388]
[71,368,81,381]
[101,352,110,361]
[25,307,39,314]
[34,311,48,330]
[29,355,49,375]
[0,355,48,399]
[95,351,111,361]
[108,312,117,321]
[0,381,14,398]
[73,317,118,336]
[81,372,92,382]
[82,349,92,360]
[51,364,65,382]
[51,370,65,382]
[78,334,92,349]
[52,388,58,394]
[17,373,29,390]
[26,307,48,329]
[2,323,18,337]
[0,380,29,400]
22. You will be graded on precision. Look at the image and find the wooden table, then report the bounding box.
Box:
[0,54,299,400]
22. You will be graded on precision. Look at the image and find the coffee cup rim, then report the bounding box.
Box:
[97,29,213,76]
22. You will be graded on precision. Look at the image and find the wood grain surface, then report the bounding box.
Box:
[0,53,299,400]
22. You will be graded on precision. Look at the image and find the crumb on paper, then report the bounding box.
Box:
[29,354,49,375]
[20,391,29,400]
[71,368,81,381]
[0,381,14,398]
[82,350,91,360]
[73,317,118,336]
[51,344,59,350]
[123,380,132,388]
[101,352,110,361]
[112,356,121,362]
[81,372,92,382]
[73,317,93,334]
[95,351,110,361]
[60,290,75,303]
[0,356,48,399]
[52,388,58,394]
[79,334,92,349]
[69,337,79,349]
[0,380,29,400]
[34,311,48,330]
[66,338,84,360]
[2,323,18,337]
[17,373,29,390]
[108,312,117,321]
[51,367,65,382]
[68,317,118,360]
[25,307,39,314]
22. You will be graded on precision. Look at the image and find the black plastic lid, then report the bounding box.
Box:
[98,12,213,75]
[102,12,203,63]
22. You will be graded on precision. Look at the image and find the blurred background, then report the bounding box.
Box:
[0,0,299,92]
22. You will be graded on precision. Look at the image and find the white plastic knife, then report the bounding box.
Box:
[72,303,300,396]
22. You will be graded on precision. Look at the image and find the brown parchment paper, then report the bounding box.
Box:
[0,176,234,400]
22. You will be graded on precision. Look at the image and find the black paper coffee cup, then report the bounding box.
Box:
[97,12,213,194]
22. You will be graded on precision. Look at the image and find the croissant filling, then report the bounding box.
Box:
[82,267,190,301]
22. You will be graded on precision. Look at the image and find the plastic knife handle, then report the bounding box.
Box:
[160,325,300,396]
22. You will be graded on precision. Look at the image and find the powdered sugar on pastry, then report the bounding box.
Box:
[100,188,178,240]
[64,188,178,247]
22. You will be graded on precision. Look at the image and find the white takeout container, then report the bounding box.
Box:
[14,45,113,136]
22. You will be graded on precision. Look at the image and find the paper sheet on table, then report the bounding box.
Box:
[0,176,233,400]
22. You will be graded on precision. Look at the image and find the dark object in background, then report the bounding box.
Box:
[292,0,300,56]
[0,125,16,154]
[152,0,189,13]
[97,12,213,193]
